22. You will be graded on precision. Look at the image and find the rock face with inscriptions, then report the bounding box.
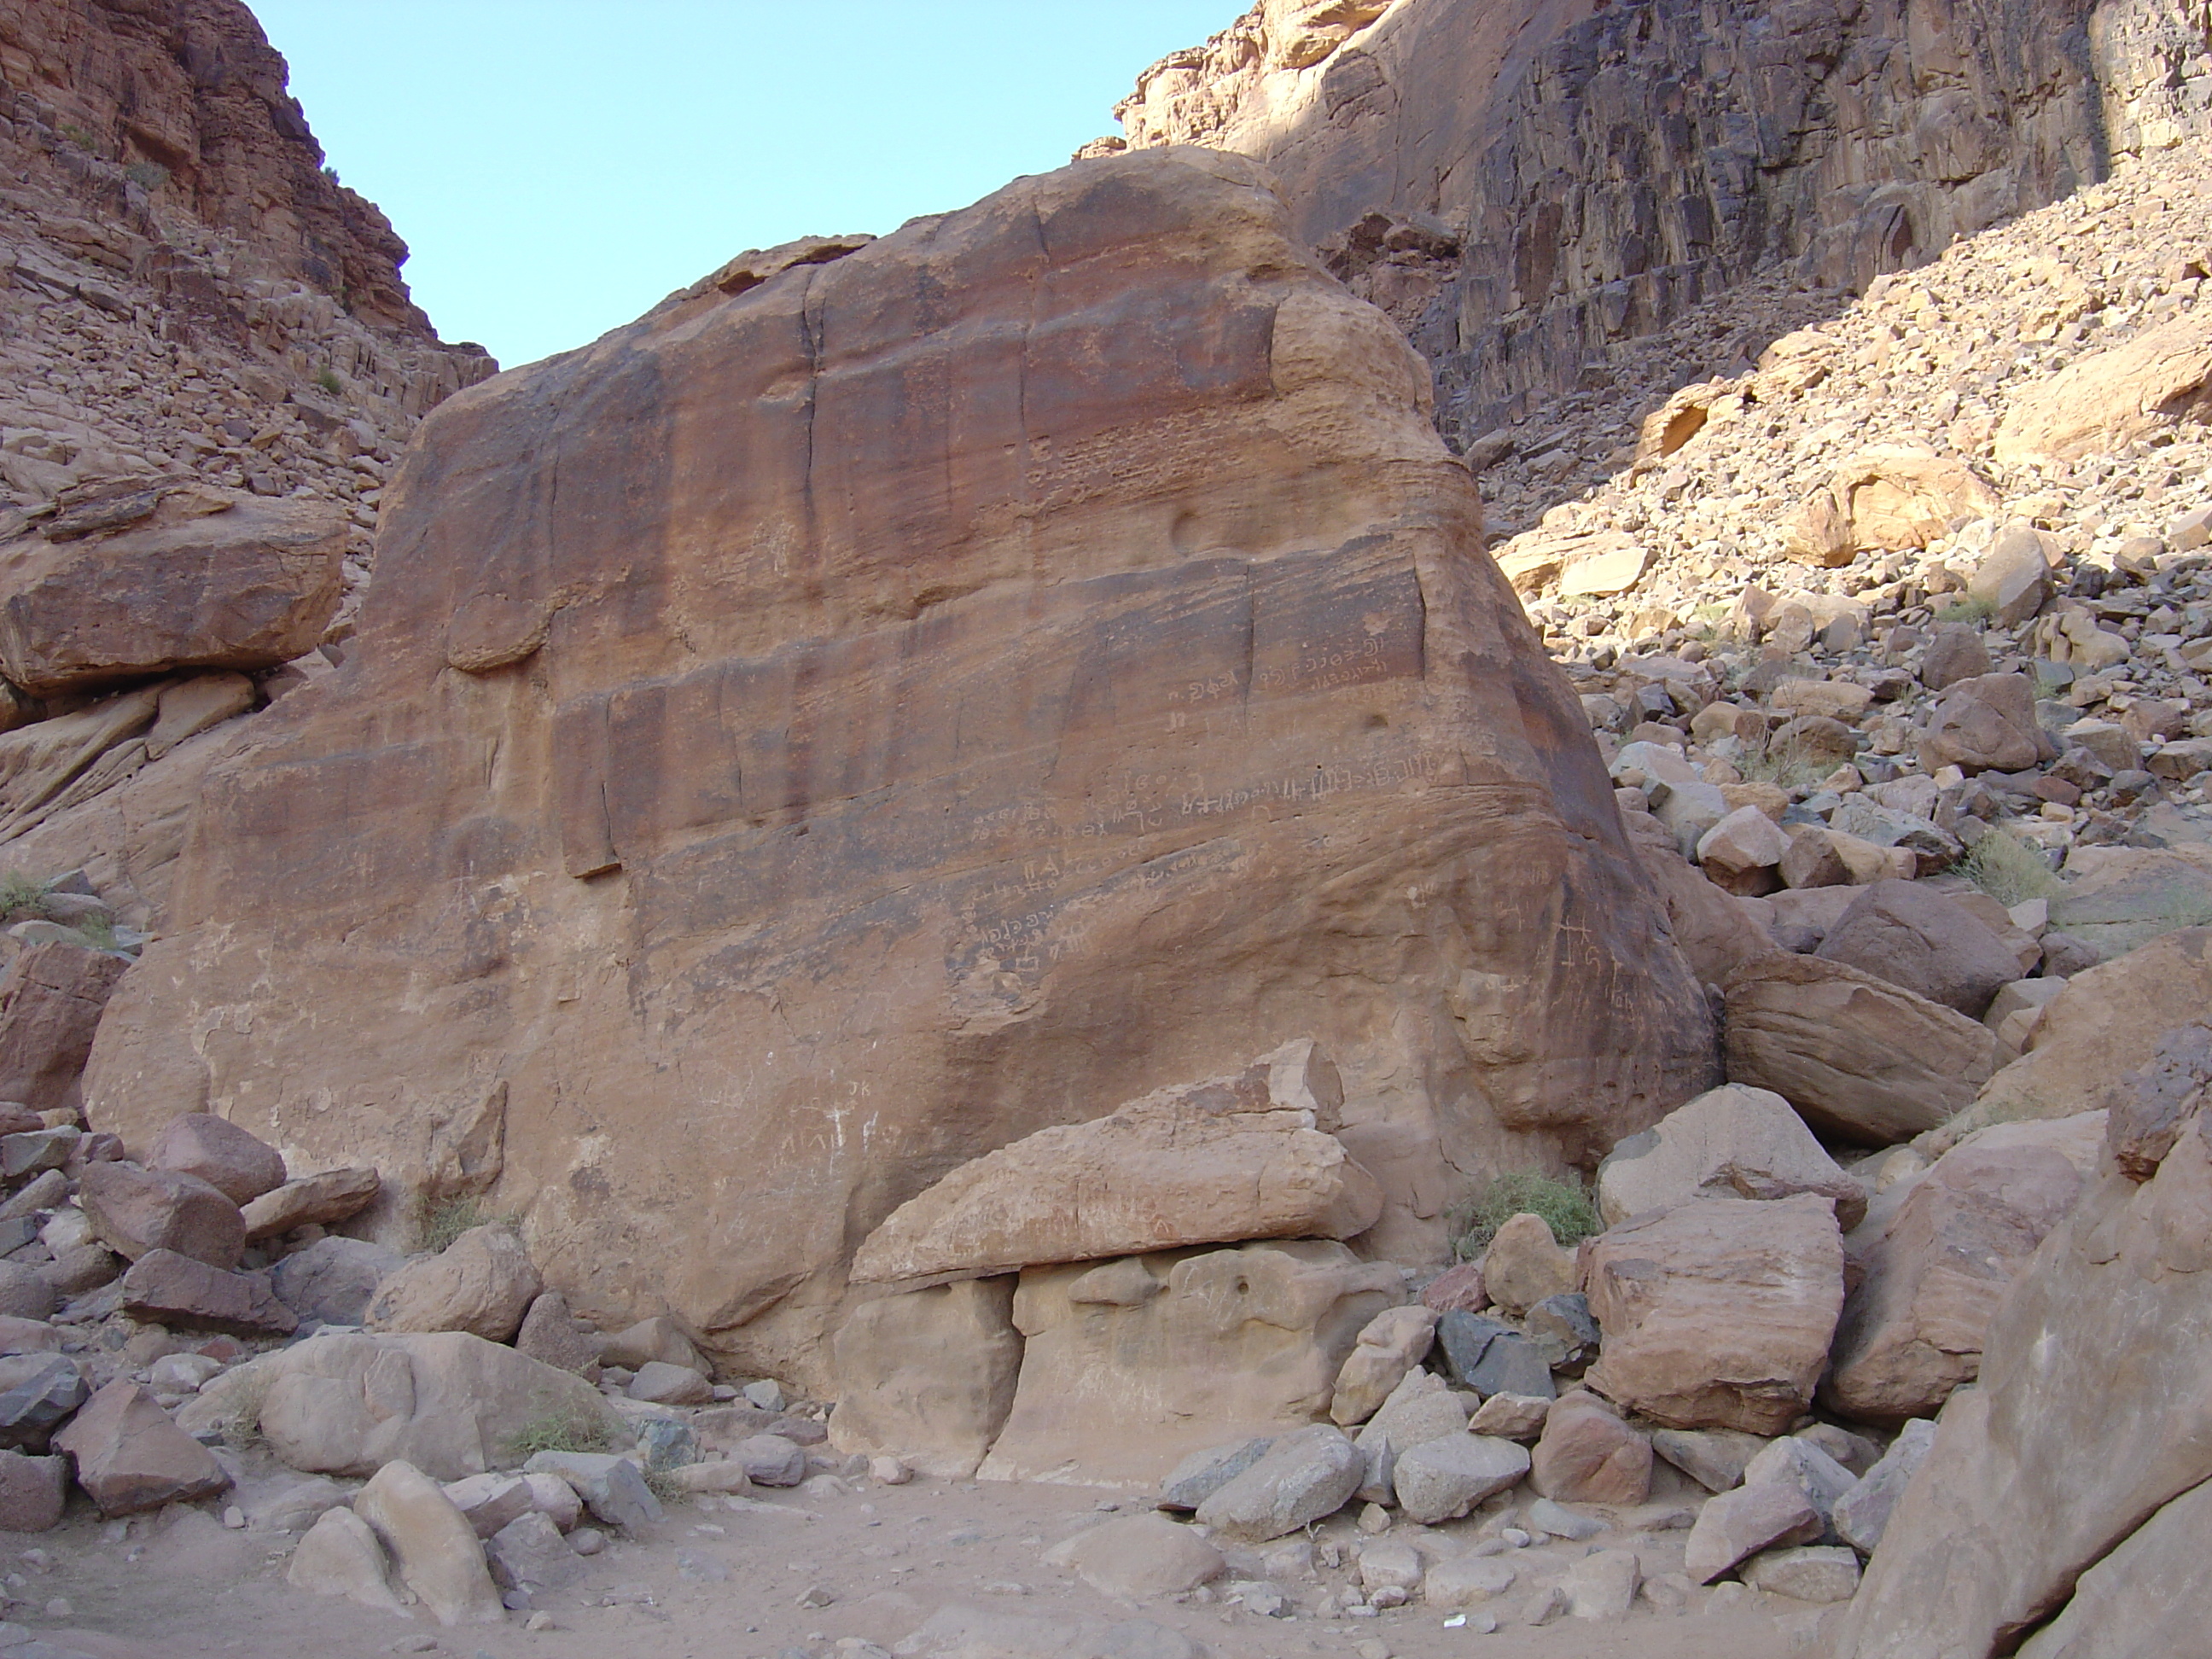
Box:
[1099,0,2212,437]
[83,148,1714,1387]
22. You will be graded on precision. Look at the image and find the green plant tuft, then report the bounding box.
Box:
[419,1195,487,1253]
[1450,1170,1602,1260]
[505,1404,616,1463]
[123,160,168,192]
[314,366,342,396]
[1960,828,2064,908]
[1934,594,1996,626]
[67,913,120,953]
[0,870,49,923]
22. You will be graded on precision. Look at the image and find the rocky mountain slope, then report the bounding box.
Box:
[1095,0,2212,444]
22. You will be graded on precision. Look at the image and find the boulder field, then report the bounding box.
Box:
[81,147,1715,1383]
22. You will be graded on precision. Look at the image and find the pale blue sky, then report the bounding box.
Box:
[251,2,1236,368]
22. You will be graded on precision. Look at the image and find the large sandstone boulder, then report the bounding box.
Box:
[1722,954,2005,1144]
[849,1042,1379,1285]
[1813,880,2026,1018]
[364,1223,542,1342]
[828,1277,1022,1478]
[1824,1121,2091,1424]
[197,1330,621,1480]
[1580,1194,1844,1435]
[1595,1082,1864,1229]
[1831,1091,2212,1658]
[1993,309,2212,463]
[0,940,127,1114]
[82,148,1713,1384]
[0,486,345,696]
[976,1240,1399,1486]
[1968,927,2212,1132]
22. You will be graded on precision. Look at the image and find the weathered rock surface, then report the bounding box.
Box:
[1825,1127,2088,1423]
[77,1160,244,1268]
[0,490,345,696]
[364,1223,541,1342]
[1042,1513,1225,1597]
[1327,1303,1438,1426]
[0,1352,89,1446]
[2012,1478,2212,1659]
[229,1330,621,1480]
[287,1505,407,1615]
[979,1241,1398,1486]
[485,1508,585,1598]
[1684,1482,1825,1584]
[850,1043,1380,1285]
[0,1448,67,1532]
[1595,1083,1864,1229]
[271,1235,405,1326]
[513,1288,602,1378]
[829,1277,1022,1478]
[147,1113,286,1206]
[1814,880,2029,1018]
[238,1167,381,1241]
[118,1248,296,1336]
[1831,1417,1937,1555]
[1195,1423,1364,1540]
[1394,1433,1530,1523]
[1994,310,2212,463]
[0,940,127,1114]
[1528,1390,1651,1505]
[82,148,1714,1384]
[1581,1194,1844,1434]
[352,1458,504,1627]
[1723,954,2006,1143]
[1833,1091,2212,1658]
[52,1378,229,1514]
[1478,1211,1577,1318]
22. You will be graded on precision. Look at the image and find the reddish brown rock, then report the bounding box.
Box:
[1814,881,2028,1019]
[238,1167,381,1241]
[118,1249,297,1336]
[1419,1261,1487,1315]
[0,490,346,696]
[77,1161,244,1269]
[53,1379,230,1515]
[0,941,127,1115]
[148,1113,286,1206]
[0,1449,67,1532]
[81,149,1714,1387]
[1581,1194,1845,1435]
[1528,1390,1652,1505]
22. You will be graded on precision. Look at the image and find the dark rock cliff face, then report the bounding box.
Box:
[1109,0,2212,442]
[0,0,439,338]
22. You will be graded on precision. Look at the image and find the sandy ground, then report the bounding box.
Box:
[0,1452,1833,1659]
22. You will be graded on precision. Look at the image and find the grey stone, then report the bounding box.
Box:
[1683,1483,1823,1583]
[732,1433,806,1486]
[1391,1435,1529,1524]
[1832,1419,1938,1555]
[1559,1547,1641,1619]
[1194,1423,1365,1540]
[1436,1311,1556,1399]
[636,1417,697,1470]
[1523,1293,1598,1371]
[1652,1427,1767,1493]
[1525,1496,1606,1540]
[0,1353,84,1446]
[1742,1435,1858,1528]
[485,1509,584,1595]
[0,1264,55,1323]
[521,1451,663,1533]
[270,1236,404,1326]
[1742,1544,1862,1602]
[1157,1435,1273,1511]
[513,1290,600,1378]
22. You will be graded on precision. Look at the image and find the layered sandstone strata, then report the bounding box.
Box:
[86,148,1713,1383]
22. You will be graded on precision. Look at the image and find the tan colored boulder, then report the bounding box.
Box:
[1684,1482,1823,1582]
[0,940,127,1115]
[239,1167,381,1241]
[365,1224,541,1343]
[1968,525,2053,628]
[1784,447,2000,565]
[598,1314,705,1374]
[148,1113,286,1206]
[1580,1194,1844,1435]
[850,1043,1381,1286]
[82,148,1715,1388]
[1328,1303,1439,1426]
[236,1330,623,1479]
[0,487,345,696]
[2013,1480,2212,1659]
[78,1161,245,1268]
[1918,673,2049,775]
[1696,805,1790,896]
[1993,308,2212,463]
[1528,1390,1651,1505]
[1629,834,1780,987]
[52,1378,230,1515]
[1831,1092,2212,1659]
[1968,927,2212,1132]
[1722,954,2005,1144]
[977,1240,1399,1486]
[352,1458,504,1627]
[1814,879,2025,1017]
[1595,1083,1865,1230]
[145,671,256,760]
[1042,1512,1225,1597]
[1825,1126,2090,1424]
[1479,1211,1577,1318]
[287,1506,407,1615]
[829,1276,1022,1478]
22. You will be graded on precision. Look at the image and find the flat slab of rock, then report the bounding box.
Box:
[1582,1194,1844,1435]
[52,1378,230,1515]
[119,1248,296,1336]
[1993,308,2212,463]
[829,1277,1021,1480]
[1723,953,2005,1143]
[1683,1482,1823,1583]
[852,1043,1380,1284]
[353,1458,504,1627]
[1042,1512,1225,1597]
[0,487,345,696]
[148,1113,286,1206]
[1393,1433,1530,1523]
[0,941,127,1115]
[1597,1082,1866,1229]
[238,1167,378,1241]
[1193,1423,1363,1540]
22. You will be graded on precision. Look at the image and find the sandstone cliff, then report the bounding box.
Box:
[83,148,1717,1387]
[1099,0,2212,441]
